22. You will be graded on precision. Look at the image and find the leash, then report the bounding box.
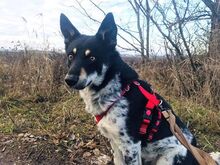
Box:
[95,80,217,165]
[162,110,217,165]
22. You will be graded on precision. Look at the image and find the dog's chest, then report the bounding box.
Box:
[96,97,129,139]
[79,76,122,115]
[79,77,130,139]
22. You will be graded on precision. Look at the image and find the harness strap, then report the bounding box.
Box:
[162,110,217,165]
[133,81,160,106]
[133,81,162,139]
[95,96,122,123]
[95,84,130,123]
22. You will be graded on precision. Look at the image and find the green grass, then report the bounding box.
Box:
[0,93,94,137]
[0,92,219,152]
[169,97,220,151]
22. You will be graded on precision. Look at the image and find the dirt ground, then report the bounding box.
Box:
[0,95,114,165]
[1,128,219,165]
[0,132,113,165]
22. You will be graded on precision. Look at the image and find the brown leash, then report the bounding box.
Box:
[162,110,217,165]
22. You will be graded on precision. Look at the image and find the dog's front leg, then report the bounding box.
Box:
[110,140,125,165]
[118,141,142,165]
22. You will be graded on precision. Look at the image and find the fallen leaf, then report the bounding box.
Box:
[83,152,92,158]
[2,146,6,152]
[93,148,100,156]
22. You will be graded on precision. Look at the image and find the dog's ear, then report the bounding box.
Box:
[60,13,80,44]
[96,13,117,48]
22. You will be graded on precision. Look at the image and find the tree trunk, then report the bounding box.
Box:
[203,0,220,57]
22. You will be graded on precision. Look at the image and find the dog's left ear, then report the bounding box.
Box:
[96,13,117,48]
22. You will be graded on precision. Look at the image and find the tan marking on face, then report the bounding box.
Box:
[79,68,87,78]
[73,48,77,54]
[85,49,91,56]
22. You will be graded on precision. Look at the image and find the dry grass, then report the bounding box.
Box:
[136,57,220,109]
[0,50,219,153]
[0,50,66,99]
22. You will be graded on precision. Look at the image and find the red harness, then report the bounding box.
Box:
[95,80,162,141]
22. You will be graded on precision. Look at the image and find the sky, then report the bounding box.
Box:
[0,0,166,53]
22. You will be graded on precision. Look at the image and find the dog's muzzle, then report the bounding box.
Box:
[65,74,79,87]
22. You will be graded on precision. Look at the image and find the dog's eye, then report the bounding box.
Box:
[85,49,91,56]
[73,48,77,54]
[90,56,96,61]
[68,55,73,61]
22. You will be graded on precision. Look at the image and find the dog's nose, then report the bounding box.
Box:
[65,74,79,87]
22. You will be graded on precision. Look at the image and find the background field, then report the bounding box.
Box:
[0,50,219,164]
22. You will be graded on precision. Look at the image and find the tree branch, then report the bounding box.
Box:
[73,0,142,53]
[172,0,196,71]
[202,0,215,14]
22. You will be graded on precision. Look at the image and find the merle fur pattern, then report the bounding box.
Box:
[60,13,218,165]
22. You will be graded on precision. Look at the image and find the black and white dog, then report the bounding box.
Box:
[60,13,220,165]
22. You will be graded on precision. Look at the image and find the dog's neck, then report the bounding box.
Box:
[79,74,122,115]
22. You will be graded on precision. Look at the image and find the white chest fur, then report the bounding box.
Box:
[79,75,146,165]
[79,75,129,139]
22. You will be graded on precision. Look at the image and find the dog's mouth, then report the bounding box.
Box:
[71,80,92,90]
[65,70,103,90]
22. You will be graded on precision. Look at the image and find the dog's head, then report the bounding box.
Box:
[60,13,117,90]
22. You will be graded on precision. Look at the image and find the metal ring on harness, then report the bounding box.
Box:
[133,81,140,86]
[125,85,130,91]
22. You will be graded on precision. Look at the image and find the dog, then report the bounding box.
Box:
[60,13,220,165]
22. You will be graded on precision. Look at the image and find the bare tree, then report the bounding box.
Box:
[70,0,211,63]
[202,0,220,57]
[171,0,196,71]
[128,0,151,59]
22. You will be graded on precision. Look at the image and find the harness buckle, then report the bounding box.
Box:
[133,81,140,86]
[158,100,164,110]
[125,85,130,91]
